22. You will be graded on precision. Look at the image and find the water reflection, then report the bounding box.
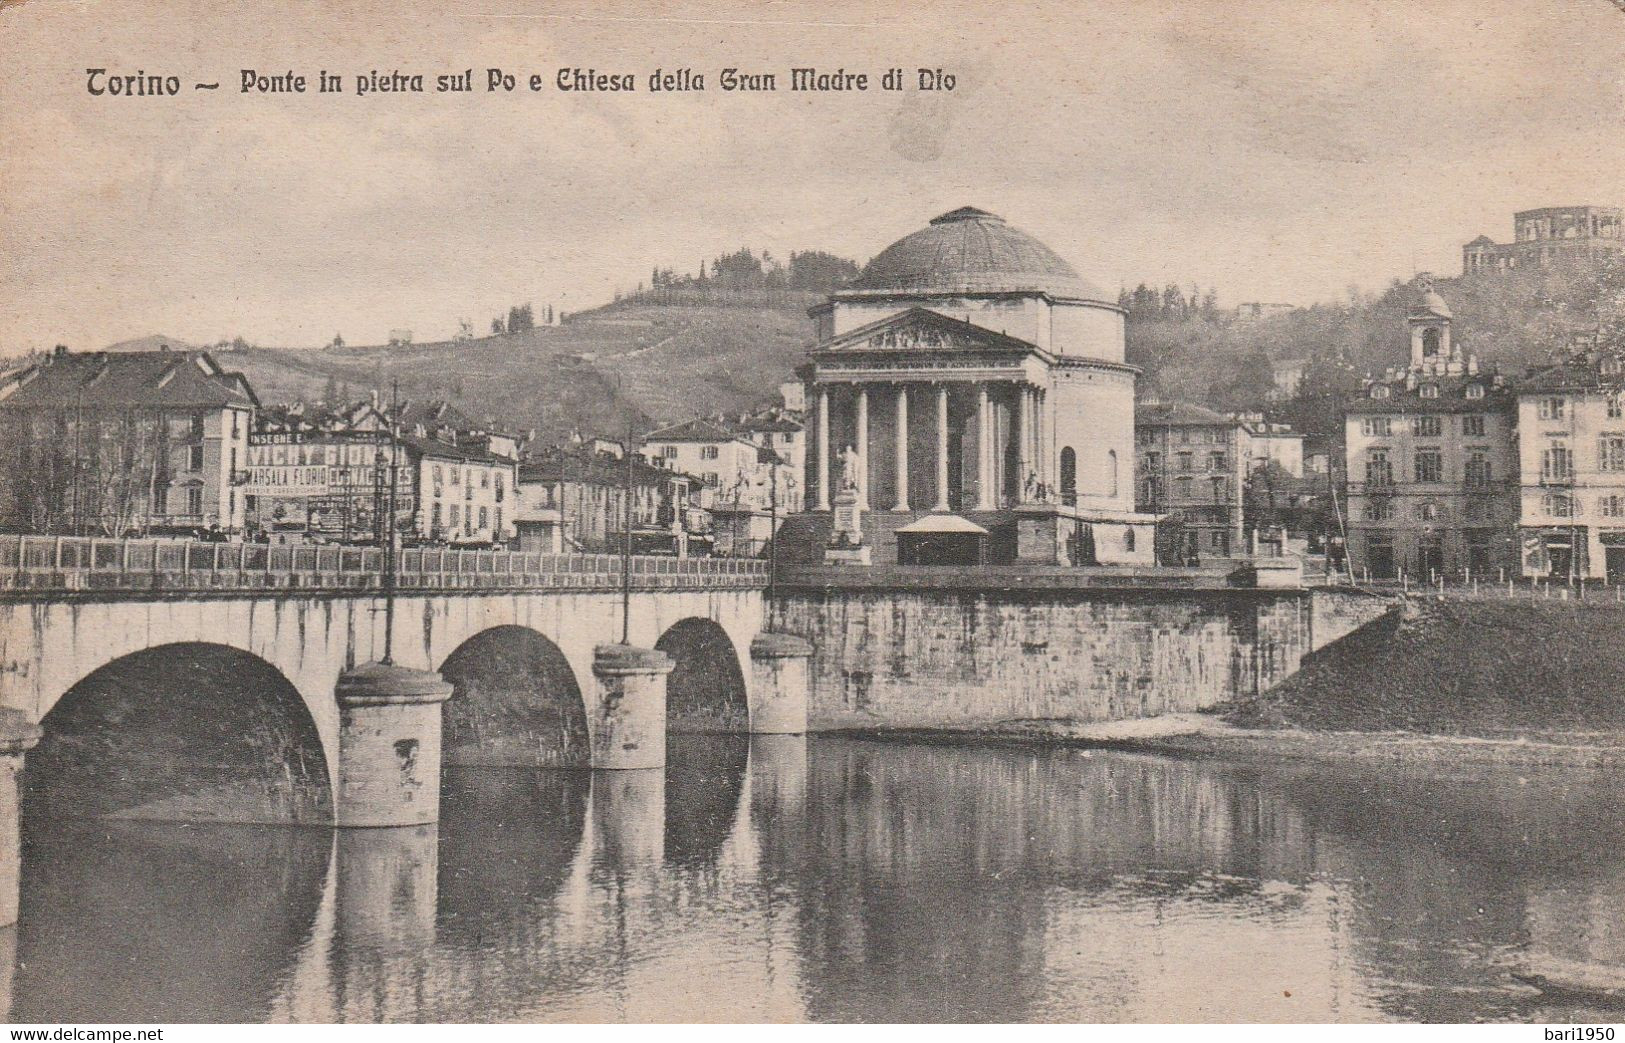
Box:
[9,737,1625,1022]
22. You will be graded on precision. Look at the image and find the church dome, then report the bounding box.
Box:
[850,207,1106,300]
[1412,282,1452,319]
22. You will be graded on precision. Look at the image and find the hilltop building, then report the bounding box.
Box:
[0,346,256,535]
[1462,206,1623,274]
[788,205,1155,566]
[1342,284,1519,579]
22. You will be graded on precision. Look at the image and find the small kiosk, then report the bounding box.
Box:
[896,514,990,566]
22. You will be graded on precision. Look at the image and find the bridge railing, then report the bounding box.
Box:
[0,535,768,594]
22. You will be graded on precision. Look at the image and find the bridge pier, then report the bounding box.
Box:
[0,709,42,929]
[334,663,453,827]
[748,633,814,734]
[590,645,674,770]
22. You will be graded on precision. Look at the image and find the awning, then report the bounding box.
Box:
[894,513,989,535]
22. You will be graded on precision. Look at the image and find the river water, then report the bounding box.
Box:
[8,735,1624,1023]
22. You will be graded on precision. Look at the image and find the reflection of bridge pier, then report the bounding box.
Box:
[327,824,440,1022]
[593,769,666,868]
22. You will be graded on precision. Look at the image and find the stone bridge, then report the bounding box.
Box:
[0,536,816,927]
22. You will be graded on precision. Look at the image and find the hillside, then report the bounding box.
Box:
[195,292,820,439]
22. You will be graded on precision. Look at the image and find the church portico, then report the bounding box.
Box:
[791,207,1157,567]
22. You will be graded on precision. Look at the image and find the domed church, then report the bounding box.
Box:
[792,206,1156,566]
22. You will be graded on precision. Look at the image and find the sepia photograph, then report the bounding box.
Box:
[2,0,1625,1030]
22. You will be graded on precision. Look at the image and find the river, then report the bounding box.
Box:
[7,735,1624,1023]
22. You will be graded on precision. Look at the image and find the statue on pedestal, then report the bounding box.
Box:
[839,443,861,493]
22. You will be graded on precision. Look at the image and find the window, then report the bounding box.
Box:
[1419,384,1439,399]
[1210,476,1225,501]
[450,468,460,485]
[153,486,168,514]
[1463,415,1485,436]
[229,447,237,473]
[1544,493,1577,518]
[1208,451,1227,472]
[189,445,205,471]
[1363,499,1394,521]
[1366,450,1394,486]
[1539,397,1566,421]
[478,506,488,528]
[1176,451,1193,472]
[1210,531,1228,553]
[1123,528,1135,552]
[450,504,460,526]
[1145,451,1162,471]
[1414,501,1439,522]
[1601,495,1625,518]
[186,487,203,517]
[702,445,719,460]
[1361,417,1392,437]
[495,474,505,502]
[662,445,678,459]
[433,503,442,528]
[1414,449,1443,483]
[1413,416,1442,437]
[1370,385,1390,400]
[1542,443,1572,482]
[480,470,489,489]
[1060,446,1077,504]
[231,412,241,438]
[704,472,718,487]
[1466,384,1485,400]
[433,464,443,484]
[191,414,206,439]
[1107,450,1119,498]
[1175,476,1192,499]
[1422,328,1441,357]
[493,507,502,534]
[782,432,794,444]
[1600,435,1625,472]
[1465,451,1492,487]
[1610,396,1623,420]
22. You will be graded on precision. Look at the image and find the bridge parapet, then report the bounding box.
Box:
[0,535,767,595]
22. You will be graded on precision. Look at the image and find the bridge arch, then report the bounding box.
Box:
[24,642,333,824]
[438,625,590,768]
[655,617,750,734]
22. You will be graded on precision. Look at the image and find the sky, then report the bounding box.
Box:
[2,0,1624,355]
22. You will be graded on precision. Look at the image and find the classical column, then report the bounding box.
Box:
[816,387,830,511]
[1035,388,1047,492]
[894,385,910,511]
[1017,386,1033,501]
[855,386,869,510]
[934,385,950,512]
[976,386,994,510]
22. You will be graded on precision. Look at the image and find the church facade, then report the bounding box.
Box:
[792,206,1156,566]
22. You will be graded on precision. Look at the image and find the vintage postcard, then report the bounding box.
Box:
[2,0,1624,1030]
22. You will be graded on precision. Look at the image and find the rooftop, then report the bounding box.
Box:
[0,348,257,411]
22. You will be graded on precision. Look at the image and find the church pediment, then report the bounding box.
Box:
[814,307,1041,358]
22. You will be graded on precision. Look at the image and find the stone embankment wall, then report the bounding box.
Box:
[1254,595,1625,735]
[772,585,1392,730]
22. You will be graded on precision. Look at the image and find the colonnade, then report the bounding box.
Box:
[813,382,1048,513]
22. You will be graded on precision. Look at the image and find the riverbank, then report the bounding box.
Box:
[837,711,1625,771]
